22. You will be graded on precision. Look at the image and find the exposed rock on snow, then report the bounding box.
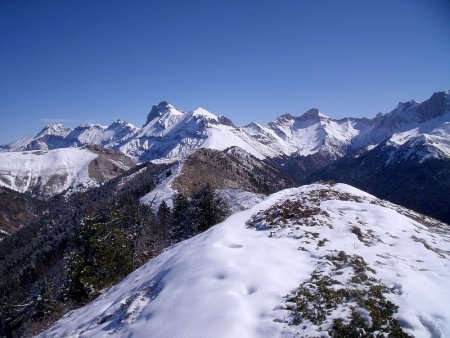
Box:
[39,183,450,338]
[140,147,293,210]
[172,147,293,197]
[3,91,448,165]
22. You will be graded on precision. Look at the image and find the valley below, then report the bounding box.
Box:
[0,90,449,337]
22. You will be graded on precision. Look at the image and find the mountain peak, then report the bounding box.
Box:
[36,123,68,137]
[156,100,172,108]
[191,107,218,121]
[298,108,327,120]
[108,119,137,131]
[384,90,450,125]
[395,100,419,111]
[278,113,295,120]
[275,109,327,123]
[415,90,450,122]
[78,123,106,129]
[145,101,179,126]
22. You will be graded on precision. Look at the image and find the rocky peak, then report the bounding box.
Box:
[415,90,450,123]
[278,113,295,121]
[218,115,235,127]
[107,119,137,131]
[297,108,327,121]
[190,107,218,121]
[77,123,106,130]
[271,109,327,127]
[376,91,449,128]
[145,101,179,126]
[36,123,69,138]
[396,100,419,111]
[110,119,127,126]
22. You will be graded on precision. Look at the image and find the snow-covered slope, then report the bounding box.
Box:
[353,90,450,158]
[119,103,279,162]
[263,109,372,158]
[0,148,97,195]
[0,147,135,196]
[2,91,449,165]
[40,183,450,338]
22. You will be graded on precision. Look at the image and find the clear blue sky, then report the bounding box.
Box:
[1,0,449,144]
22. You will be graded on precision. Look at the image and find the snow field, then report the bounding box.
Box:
[40,184,450,337]
[0,148,97,195]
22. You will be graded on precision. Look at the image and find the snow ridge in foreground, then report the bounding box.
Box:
[40,184,450,338]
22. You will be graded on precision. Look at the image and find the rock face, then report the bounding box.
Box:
[172,147,294,197]
[268,151,337,184]
[85,145,136,183]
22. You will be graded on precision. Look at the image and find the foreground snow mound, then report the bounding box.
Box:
[40,184,450,338]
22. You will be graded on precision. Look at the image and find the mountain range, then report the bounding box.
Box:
[3,91,449,164]
[1,90,449,223]
[1,90,450,337]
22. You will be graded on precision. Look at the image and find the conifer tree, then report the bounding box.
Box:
[157,200,171,242]
[190,185,229,234]
[170,194,189,242]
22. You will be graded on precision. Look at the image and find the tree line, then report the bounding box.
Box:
[0,162,228,338]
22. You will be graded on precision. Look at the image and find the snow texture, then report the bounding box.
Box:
[0,148,97,195]
[140,161,183,210]
[2,91,450,165]
[216,189,267,214]
[40,183,450,338]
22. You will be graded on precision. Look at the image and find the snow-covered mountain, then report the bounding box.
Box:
[0,146,135,196]
[1,92,449,165]
[305,92,450,224]
[0,120,139,154]
[352,91,450,156]
[39,183,450,338]
[119,102,279,162]
[309,135,450,224]
[1,91,449,220]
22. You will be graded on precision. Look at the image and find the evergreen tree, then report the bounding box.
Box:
[170,194,189,242]
[190,185,229,234]
[64,218,134,301]
[157,200,171,242]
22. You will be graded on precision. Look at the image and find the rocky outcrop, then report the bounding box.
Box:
[172,147,294,197]
[86,145,136,183]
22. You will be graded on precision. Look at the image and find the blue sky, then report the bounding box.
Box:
[0,0,449,144]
